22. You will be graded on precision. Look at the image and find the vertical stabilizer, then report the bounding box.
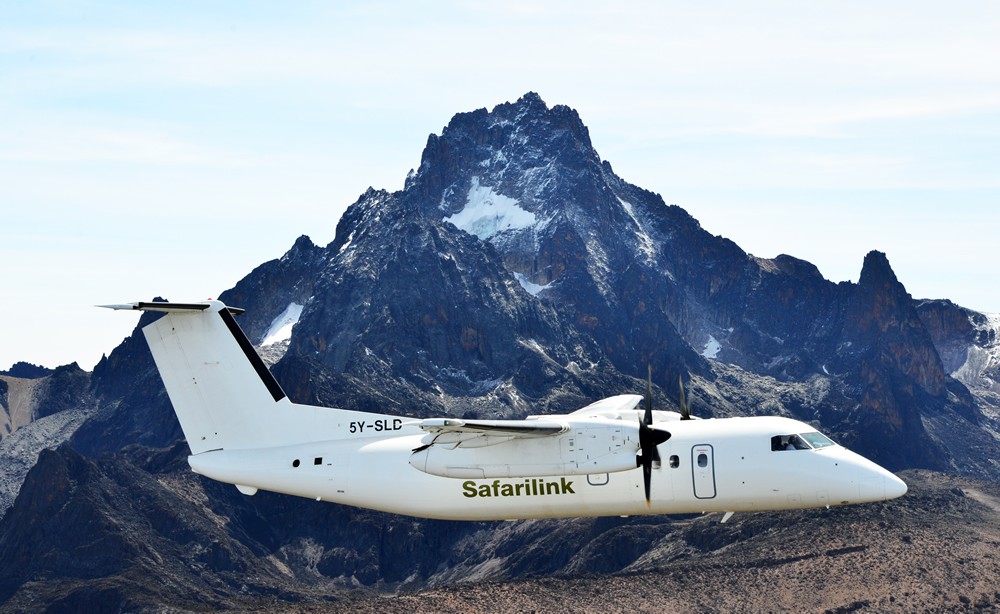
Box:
[108,300,291,454]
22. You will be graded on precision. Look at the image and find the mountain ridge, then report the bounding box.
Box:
[1,92,997,610]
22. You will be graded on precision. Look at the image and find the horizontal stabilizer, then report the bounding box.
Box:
[98,301,245,315]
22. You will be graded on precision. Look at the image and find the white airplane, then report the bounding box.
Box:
[103,300,907,522]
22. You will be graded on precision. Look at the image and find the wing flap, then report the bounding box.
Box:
[416,418,566,437]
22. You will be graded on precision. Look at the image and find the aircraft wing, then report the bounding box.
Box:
[415,418,566,437]
[412,418,567,450]
[568,394,642,416]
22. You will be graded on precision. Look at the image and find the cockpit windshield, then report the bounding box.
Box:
[799,431,835,449]
[770,431,836,451]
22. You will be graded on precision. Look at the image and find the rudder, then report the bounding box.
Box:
[136,300,289,454]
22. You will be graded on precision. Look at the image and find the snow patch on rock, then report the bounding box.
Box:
[445,177,536,241]
[703,335,721,359]
[514,273,551,297]
[262,303,304,346]
[618,197,658,264]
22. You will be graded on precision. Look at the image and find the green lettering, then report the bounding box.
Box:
[462,478,578,499]
[561,477,575,494]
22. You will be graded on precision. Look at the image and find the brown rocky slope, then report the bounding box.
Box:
[340,470,1000,613]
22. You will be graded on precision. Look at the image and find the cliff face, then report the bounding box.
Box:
[829,251,950,469]
[852,251,946,396]
[0,363,96,515]
[917,299,1000,401]
[73,311,176,457]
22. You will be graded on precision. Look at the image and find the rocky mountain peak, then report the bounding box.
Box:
[858,249,900,289]
[408,92,599,223]
[286,234,319,258]
[829,251,969,470]
[851,250,921,338]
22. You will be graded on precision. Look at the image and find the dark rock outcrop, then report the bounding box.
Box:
[0,363,53,379]
[74,310,176,457]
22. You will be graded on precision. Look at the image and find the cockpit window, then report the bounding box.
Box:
[799,431,835,449]
[771,434,811,451]
[771,432,836,451]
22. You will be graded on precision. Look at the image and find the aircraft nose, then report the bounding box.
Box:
[858,471,908,502]
[885,473,907,500]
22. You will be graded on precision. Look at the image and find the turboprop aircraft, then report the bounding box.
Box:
[102,300,907,521]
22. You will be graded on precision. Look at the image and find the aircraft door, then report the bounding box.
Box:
[330,453,351,494]
[691,444,716,499]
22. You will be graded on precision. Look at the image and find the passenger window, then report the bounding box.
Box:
[697,453,708,467]
[314,457,323,465]
[669,455,680,468]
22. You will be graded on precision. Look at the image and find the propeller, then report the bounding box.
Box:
[678,374,692,420]
[638,365,671,507]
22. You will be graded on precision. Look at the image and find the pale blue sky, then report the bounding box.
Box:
[2,1,999,370]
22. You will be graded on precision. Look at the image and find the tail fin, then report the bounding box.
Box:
[102,300,290,454]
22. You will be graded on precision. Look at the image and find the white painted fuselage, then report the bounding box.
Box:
[186,403,905,520]
[105,300,907,521]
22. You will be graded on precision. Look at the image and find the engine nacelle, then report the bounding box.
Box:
[409,419,645,478]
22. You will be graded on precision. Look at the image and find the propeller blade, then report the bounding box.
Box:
[679,374,691,420]
[644,364,653,424]
[637,411,651,506]
[638,366,674,506]
[637,397,672,506]
[642,457,653,506]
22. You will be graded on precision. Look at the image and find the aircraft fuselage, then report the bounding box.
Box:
[187,405,905,520]
[105,300,906,522]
